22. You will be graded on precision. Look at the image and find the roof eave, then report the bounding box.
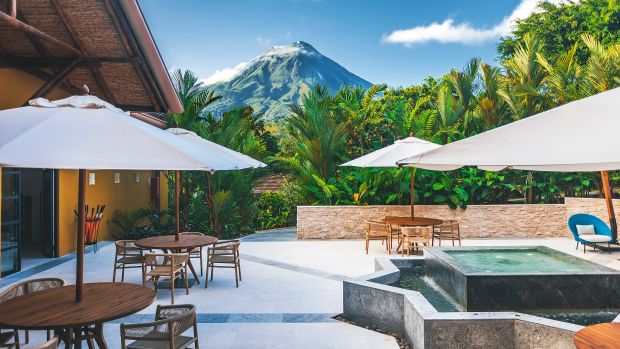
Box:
[118,0,183,114]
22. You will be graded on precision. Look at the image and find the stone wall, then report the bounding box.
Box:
[297,198,616,239]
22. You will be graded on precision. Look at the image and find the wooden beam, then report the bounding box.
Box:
[24,57,82,105]
[49,0,115,104]
[0,10,82,56]
[14,67,82,95]
[102,0,164,112]
[0,56,139,68]
[17,13,49,59]
[601,171,617,241]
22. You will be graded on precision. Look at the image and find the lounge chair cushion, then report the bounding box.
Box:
[576,224,596,236]
[579,234,612,243]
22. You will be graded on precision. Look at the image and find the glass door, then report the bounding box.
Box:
[40,169,57,258]
[1,168,21,276]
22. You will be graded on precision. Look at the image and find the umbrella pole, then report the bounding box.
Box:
[76,169,86,302]
[410,167,415,219]
[175,170,181,241]
[601,171,617,241]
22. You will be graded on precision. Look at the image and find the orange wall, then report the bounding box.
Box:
[0,69,69,109]
[57,169,168,256]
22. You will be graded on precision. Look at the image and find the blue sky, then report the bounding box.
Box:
[139,0,552,87]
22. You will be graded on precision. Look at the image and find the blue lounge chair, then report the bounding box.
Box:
[568,213,613,254]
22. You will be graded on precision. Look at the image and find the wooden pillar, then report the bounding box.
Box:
[601,171,617,241]
[76,169,86,302]
[175,170,180,241]
[410,167,415,218]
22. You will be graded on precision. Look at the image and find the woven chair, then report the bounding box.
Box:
[364,220,391,254]
[432,221,461,246]
[113,240,145,282]
[0,332,18,349]
[180,232,205,276]
[205,240,241,288]
[120,304,198,349]
[143,253,190,304]
[401,226,432,256]
[0,278,65,346]
[30,337,58,349]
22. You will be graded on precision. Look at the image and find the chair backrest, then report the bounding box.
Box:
[115,240,141,255]
[30,337,58,349]
[401,226,432,239]
[209,240,240,257]
[439,222,459,234]
[0,278,65,304]
[156,304,196,336]
[365,220,388,235]
[567,214,612,239]
[144,253,189,270]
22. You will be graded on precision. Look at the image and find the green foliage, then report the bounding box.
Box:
[254,191,296,229]
[110,207,170,240]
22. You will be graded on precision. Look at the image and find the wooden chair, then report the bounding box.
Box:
[180,232,205,276]
[0,278,65,347]
[30,337,58,349]
[142,253,190,304]
[120,304,199,349]
[364,220,391,254]
[433,221,461,246]
[205,240,241,288]
[401,226,432,256]
[113,240,144,282]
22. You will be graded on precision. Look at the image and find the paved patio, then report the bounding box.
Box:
[3,229,620,348]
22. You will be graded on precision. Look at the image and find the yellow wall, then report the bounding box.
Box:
[57,170,168,256]
[0,69,69,109]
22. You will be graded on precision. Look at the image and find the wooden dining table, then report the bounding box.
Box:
[0,282,155,349]
[383,216,444,252]
[135,234,218,285]
[574,322,620,349]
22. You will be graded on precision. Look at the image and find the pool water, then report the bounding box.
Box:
[391,267,618,326]
[390,267,459,312]
[444,248,610,274]
[525,311,619,326]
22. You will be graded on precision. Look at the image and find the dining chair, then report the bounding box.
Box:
[432,221,461,246]
[120,304,198,349]
[180,232,205,276]
[205,240,241,288]
[142,253,190,304]
[401,226,432,256]
[364,220,391,254]
[113,240,144,282]
[0,278,65,346]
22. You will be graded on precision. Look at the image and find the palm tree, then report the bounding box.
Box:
[167,69,222,129]
[581,34,620,94]
[537,44,582,105]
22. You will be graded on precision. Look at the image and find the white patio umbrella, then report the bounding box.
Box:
[398,87,620,239]
[341,135,440,218]
[165,128,266,236]
[0,94,265,301]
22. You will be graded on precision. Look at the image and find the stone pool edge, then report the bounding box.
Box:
[343,257,589,349]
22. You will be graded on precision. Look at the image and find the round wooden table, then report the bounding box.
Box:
[574,322,620,349]
[135,234,218,284]
[0,282,155,349]
[383,216,444,253]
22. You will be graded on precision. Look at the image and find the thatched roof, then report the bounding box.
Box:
[0,0,182,114]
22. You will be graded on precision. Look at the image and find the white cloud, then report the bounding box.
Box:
[256,35,272,47]
[201,61,249,85]
[383,0,570,46]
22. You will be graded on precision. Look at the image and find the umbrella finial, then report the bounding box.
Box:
[80,84,90,95]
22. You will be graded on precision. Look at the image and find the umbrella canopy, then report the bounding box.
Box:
[398,87,620,239]
[341,136,440,218]
[398,88,620,172]
[0,95,265,301]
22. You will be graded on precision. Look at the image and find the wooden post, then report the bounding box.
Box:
[76,169,86,302]
[175,170,180,241]
[601,171,617,241]
[9,0,16,18]
[410,167,415,218]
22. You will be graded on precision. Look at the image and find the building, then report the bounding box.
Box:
[0,0,182,276]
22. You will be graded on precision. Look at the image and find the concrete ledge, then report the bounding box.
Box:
[343,257,580,349]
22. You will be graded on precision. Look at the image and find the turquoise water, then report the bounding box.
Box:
[391,267,617,326]
[444,248,609,274]
[390,267,459,312]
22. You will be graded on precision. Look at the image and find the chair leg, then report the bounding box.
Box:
[200,250,204,276]
[365,237,369,254]
[113,263,117,282]
[24,329,28,344]
[576,241,579,250]
[401,238,405,257]
[386,237,390,255]
[238,261,242,281]
[584,243,586,254]
[185,266,190,295]
[171,274,175,304]
[235,265,239,288]
[121,263,126,282]
[609,243,611,254]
